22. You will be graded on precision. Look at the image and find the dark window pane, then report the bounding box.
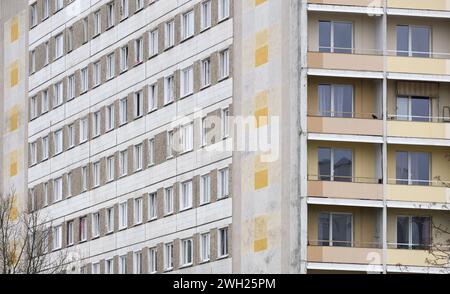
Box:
[396,96,409,121]
[411,26,430,57]
[319,21,331,52]
[412,217,431,249]
[396,25,409,56]
[334,85,353,118]
[318,213,330,246]
[410,152,429,186]
[318,85,332,117]
[318,148,331,181]
[397,216,410,249]
[332,214,352,247]
[333,22,352,53]
[411,97,430,122]
[334,149,352,182]
[396,152,409,185]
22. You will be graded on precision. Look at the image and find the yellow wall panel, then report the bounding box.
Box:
[9,151,18,177]
[10,16,19,42]
[9,106,19,132]
[10,61,19,87]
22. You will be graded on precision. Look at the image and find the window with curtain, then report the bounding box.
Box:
[318,148,353,182]
[396,96,430,122]
[318,84,353,118]
[396,151,430,186]
[396,25,431,57]
[318,212,352,247]
[319,21,353,53]
[396,216,431,249]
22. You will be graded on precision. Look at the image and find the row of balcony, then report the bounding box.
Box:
[308,0,450,12]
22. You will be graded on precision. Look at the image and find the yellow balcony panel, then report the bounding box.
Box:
[388,0,450,11]
[308,181,383,201]
[309,117,383,136]
[308,246,383,265]
[387,184,450,204]
[387,56,450,75]
[308,0,382,6]
[387,121,450,140]
[387,249,436,267]
[308,52,384,72]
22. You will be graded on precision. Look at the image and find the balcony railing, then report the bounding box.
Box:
[309,175,382,184]
[309,47,450,60]
[309,240,383,249]
[388,178,450,188]
[308,111,383,120]
[388,114,450,124]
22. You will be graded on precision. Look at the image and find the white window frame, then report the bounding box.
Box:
[134,91,144,118]
[181,66,194,97]
[80,117,88,143]
[81,67,88,93]
[92,212,100,238]
[120,45,129,72]
[164,243,173,271]
[42,136,49,160]
[164,75,174,104]
[219,49,230,79]
[148,138,155,166]
[181,239,193,266]
[200,232,210,262]
[93,61,101,87]
[218,168,229,199]
[135,38,144,64]
[149,29,159,57]
[218,0,230,21]
[54,129,63,155]
[68,124,75,148]
[181,123,194,153]
[182,11,194,40]
[165,20,175,48]
[107,53,115,80]
[133,251,143,274]
[164,187,173,215]
[119,201,128,230]
[134,197,143,225]
[148,192,157,220]
[55,34,64,59]
[201,0,212,31]
[94,10,101,36]
[180,181,193,211]
[200,174,211,204]
[107,156,115,182]
[106,207,114,233]
[218,227,229,258]
[119,98,128,124]
[52,225,62,250]
[93,111,101,137]
[93,161,100,187]
[149,248,157,274]
[106,104,115,131]
[120,0,129,20]
[120,150,128,176]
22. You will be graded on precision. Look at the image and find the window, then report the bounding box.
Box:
[167,130,174,158]
[107,104,115,130]
[80,217,87,242]
[200,233,210,262]
[119,202,128,229]
[218,227,228,257]
[218,168,229,199]
[120,150,128,176]
[82,166,88,192]
[105,259,114,274]
[181,181,193,210]
[181,123,194,152]
[396,151,430,186]
[148,138,155,165]
[55,0,63,12]
[54,129,63,155]
[80,118,88,143]
[92,212,100,238]
[94,10,101,36]
[397,216,431,249]
[134,144,143,171]
[149,30,159,57]
[134,91,144,118]
[67,221,74,246]
[120,45,129,72]
[397,25,430,57]
[43,0,50,19]
[149,248,157,274]
[106,207,114,233]
[82,17,89,43]
[107,156,115,181]
[55,34,64,59]
[396,96,430,122]
[222,108,230,138]
[44,42,49,65]
[42,90,49,113]
[107,53,115,79]
[53,225,62,250]
[148,193,157,220]
[148,84,157,112]
[67,27,73,52]
[30,189,36,212]
[30,96,37,119]
[218,0,230,21]
[42,136,49,160]
[181,239,193,266]
[136,0,144,11]
[318,84,353,118]
[135,38,144,64]
[120,0,129,19]
[319,21,353,53]
[201,117,207,147]
[318,212,353,247]
[181,66,194,97]
[68,124,75,148]
[201,1,212,30]
[164,75,174,104]
[81,67,88,93]
[164,187,173,215]
[200,174,211,204]
[31,51,36,73]
[219,49,230,79]
[182,11,194,40]
[107,2,115,28]
[119,255,127,274]
[31,4,38,27]
[134,198,143,225]
[164,243,173,271]
[43,183,49,207]
[165,20,175,48]
[67,173,72,197]
[93,61,101,87]
[93,111,101,137]
[68,74,76,100]
[120,98,128,124]
[53,177,62,202]
[54,81,63,107]
[133,251,143,274]
[318,148,353,182]
[93,161,100,187]
[201,58,211,87]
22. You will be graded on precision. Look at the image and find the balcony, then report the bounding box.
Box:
[308,115,383,136]
[387,0,450,11]
[308,0,382,7]
[308,245,383,266]
[387,120,450,140]
[387,181,450,205]
[308,51,384,73]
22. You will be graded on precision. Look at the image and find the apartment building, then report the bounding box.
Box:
[10,0,450,274]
